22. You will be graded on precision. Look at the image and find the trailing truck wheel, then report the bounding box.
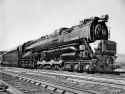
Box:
[73,64,83,73]
[85,64,95,73]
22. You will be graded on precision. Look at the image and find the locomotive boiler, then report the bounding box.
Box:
[1,14,117,73]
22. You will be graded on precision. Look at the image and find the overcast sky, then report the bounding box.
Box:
[0,0,125,54]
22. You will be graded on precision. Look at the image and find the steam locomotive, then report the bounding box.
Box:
[1,14,118,73]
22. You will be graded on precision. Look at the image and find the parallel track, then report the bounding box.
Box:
[1,67,125,94]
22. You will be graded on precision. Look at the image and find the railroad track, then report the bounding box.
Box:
[0,72,61,94]
[19,73,125,94]
[0,72,93,94]
[5,67,125,85]
[1,67,125,94]
[2,67,125,80]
